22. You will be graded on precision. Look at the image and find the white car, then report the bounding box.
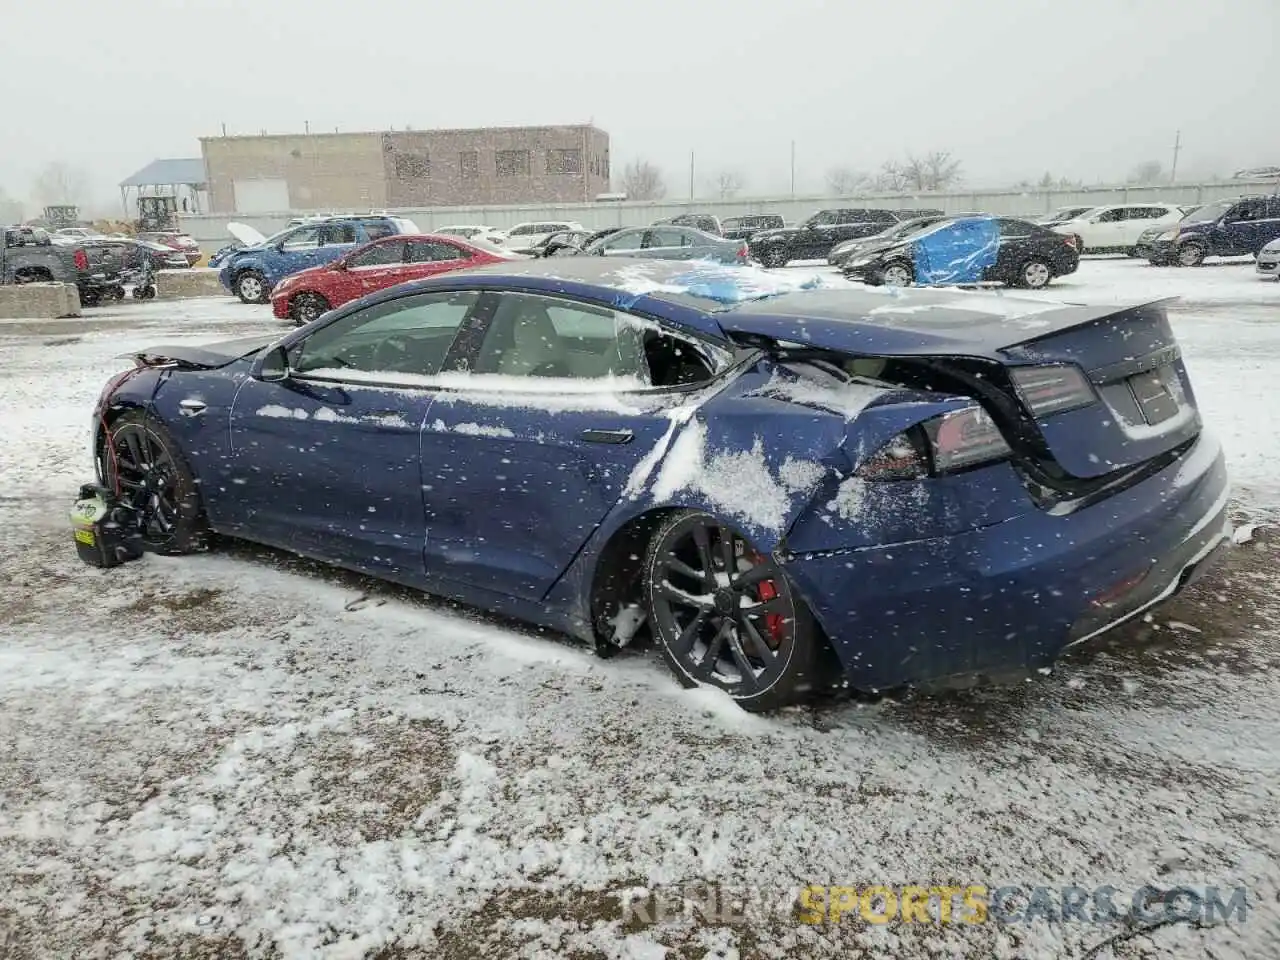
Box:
[503,220,586,253]
[435,224,508,245]
[1051,203,1186,255]
[1257,238,1280,280]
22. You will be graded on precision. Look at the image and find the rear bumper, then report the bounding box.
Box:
[783,431,1230,690]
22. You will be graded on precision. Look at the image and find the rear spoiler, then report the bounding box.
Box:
[997,297,1182,350]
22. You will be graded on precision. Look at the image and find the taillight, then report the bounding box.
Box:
[74,249,89,271]
[737,242,749,261]
[855,406,1012,480]
[1009,364,1096,417]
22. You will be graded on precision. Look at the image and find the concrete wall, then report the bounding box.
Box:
[155,269,225,299]
[179,181,1262,253]
[0,283,81,318]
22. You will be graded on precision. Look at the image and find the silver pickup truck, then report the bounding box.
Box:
[2,226,126,305]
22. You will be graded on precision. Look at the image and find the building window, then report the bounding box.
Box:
[546,148,583,175]
[496,150,530,177]
[602,151,610,180]
[460,151,479,180]
[395,153,430,179]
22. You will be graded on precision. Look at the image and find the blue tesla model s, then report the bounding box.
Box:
[91,259,1230,710]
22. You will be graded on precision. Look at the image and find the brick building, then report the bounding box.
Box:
[200,124,611,214]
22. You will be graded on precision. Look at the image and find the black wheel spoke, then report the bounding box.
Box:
[701,619,730,669]
[717,527,736,577]
[739,615,777,662]
[124,432,146,471]
[691,525,716,589]
[663,557,704,584]
[670,610,708,656]
[658,580,713,611]
[727,636,759,687]
[735,563,777,588]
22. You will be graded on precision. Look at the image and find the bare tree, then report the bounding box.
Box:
[712,170,744,200]
[32,162,89,206]
[902,151,963,192]
[870,160,910,193]
[824,166,867,196]
[1129,160,1163,184]
[620,160,667,201]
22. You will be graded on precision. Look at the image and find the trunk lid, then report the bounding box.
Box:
[719,290,1199,479]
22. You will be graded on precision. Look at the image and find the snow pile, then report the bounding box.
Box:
[431,420,516,439]
[256,404,308,420]
[754,367,885,420]
[649,420,824,533]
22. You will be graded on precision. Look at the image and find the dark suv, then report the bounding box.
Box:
[747,208,901,267]
[1137,196,1280,266]
[721,214,786,241]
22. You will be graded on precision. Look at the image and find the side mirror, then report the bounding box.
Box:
[251,345,290,382]
[331,258,347,271]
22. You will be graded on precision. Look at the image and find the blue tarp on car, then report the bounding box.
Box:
[913,216,1000,285]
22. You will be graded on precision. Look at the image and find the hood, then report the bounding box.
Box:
[227,222,267,247]
[842,237,908,260]
[124,334,280,369]
[715,288,1174,360]
[1262,238,1280,253]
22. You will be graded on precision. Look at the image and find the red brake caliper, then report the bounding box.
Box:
[748,552,786,646]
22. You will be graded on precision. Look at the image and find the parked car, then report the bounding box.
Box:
[1050,204,1185,255]
[842,216,1079,289]
[91,258,1230,710]
[1256,237,1280,280]
[435,224,509,245]
[111,237,192,272]
[542,227,627,258]
[827,214,970,267]
[527,229,595,258]
[2,225,125,305]
[270,233,520,324]
[1137,196,1280,266]
[653,214,723,236]
[721,215,786,241]
[580,225,750,264]
[217,215,421,303]
[1036,206,1096,227]
[136,231,203,266]
[54,227,104,240]
[748,208,902,267]
[503,221,586,254]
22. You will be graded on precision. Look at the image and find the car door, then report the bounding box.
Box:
[419,290,690,601]
[641,227,696,260]
[224,289,481,576]
[340,238,408,300]
[1259,198,1280,250]
[1221,199,1270,254]
[989,218,1035,281]
[270,224,326,280]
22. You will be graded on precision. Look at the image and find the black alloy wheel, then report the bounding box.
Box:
[644,510,820,711]
[103,413,205,553]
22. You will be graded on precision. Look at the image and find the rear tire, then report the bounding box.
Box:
[290,292,331,326]
[761,248,789,268]
[1017,258,1053,289]
[101,411,207,555]
[643,509,823,712]
[234,270,269,304]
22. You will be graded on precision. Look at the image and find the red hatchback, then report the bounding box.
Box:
[270,234,519,324]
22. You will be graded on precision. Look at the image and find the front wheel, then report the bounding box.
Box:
[290,292,331,326]
[880,261,914,287]
[643,510,823,712]
[101,411,206,554]
[234,270,269,304]
[1017,258,1053,289]
[1176,243,1206,267]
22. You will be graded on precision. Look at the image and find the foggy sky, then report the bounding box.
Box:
[2,0,1275,212]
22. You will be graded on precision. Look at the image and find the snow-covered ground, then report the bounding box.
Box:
[0,258,1277,959]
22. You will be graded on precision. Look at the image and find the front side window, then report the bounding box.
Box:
[280,226,321,251]
[347,240,405,268]
[290,291,480,378]
[644,228,690,248]
[600,230,644,252]
[807,210,839,226]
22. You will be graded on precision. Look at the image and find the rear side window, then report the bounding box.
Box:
[997,218,1033,238]
[320,223,357,245]
[1266,198,1280,219]
[405,241,470,263]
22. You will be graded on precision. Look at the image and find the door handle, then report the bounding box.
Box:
[178,398,207,417]
[581,428,634,444]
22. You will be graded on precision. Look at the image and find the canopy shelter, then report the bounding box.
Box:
[118,158,209,217]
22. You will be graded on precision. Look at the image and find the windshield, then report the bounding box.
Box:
[1180,200,1233,223]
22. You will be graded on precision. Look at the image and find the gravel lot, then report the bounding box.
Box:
[1,258,1277,959]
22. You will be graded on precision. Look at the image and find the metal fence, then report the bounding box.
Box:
[179,181,1264,252]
